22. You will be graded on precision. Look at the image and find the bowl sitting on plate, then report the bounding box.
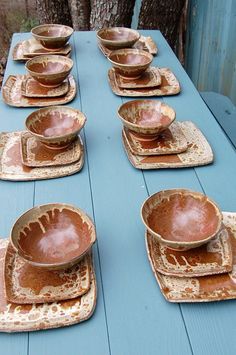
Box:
[31,24,73,50]
[118,99,176,140]
[10,203,96,270]
[25,55,73,87]
[108,49,153,79]
[25,106,86,149]
[97,27,140,49]
[141,189,222,251]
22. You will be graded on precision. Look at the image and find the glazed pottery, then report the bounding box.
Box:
[108,49,153,79]
[115,67,161,89]
[31,24,73,50]
[97,27,140,49]
[141,189,222,251]
[25,106,86,149]
[25,55,73,87]
[10,203,96,270]
[21,77,69,98]
[118,99,175,139]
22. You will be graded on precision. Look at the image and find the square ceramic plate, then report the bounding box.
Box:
[146,212,236,303]
[0,132,84,181]
[2,75,76,107]
[123,121,188,156]
[21,132,82,167]
[4,242,91,304]
[115,67,161,89]
[0,239,96,332]
[108,67,180,97]
[21,77,69,98]
[146,226,232,278]
[122,121,213,169]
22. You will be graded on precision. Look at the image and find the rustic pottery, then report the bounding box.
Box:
[21,77,69,98]
[10,203,96,270]
[97,27,140,49]
[141,189,222,251]
[25,106,86,149]
[108,49,153,79]
[115,67,161,89]
[25,55,73,87]
[31,24,74,50]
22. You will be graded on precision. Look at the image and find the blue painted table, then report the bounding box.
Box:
[0,30,236,355]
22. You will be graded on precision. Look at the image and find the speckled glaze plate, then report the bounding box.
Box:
[0,239,96,332]
[0,132,84,181]
[4,242,90,304]
[124,122,188,156]
[115,67,161,89]
[21,77,69,98]
[21,132,82,167]
[122,121,213,169]
[108,67,180,97]
[2,75,76,107]
[146,212,236,303]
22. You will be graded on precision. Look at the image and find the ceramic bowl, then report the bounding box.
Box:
[31,24,73,50]
[118,100,176,139]
[10,203,96,270]
[25,106,86,149]
[97,27,140,49]
[25,55,73,87]
[108,49,153,78]
[141,189,222,251]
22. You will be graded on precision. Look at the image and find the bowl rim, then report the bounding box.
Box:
[31,23,74,39]
[107,48,153,67]
[25,105,86,140]
[140,188,223,248]
[97,27,140,44]
[25,55,73,76]
[10,202,96,268]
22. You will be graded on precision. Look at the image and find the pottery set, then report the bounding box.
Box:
[0,203,97,332]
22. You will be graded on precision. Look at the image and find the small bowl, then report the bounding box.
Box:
[25,55,73,87]
[141,189,222,251]
[31,24,73,50]
[97,27,140,49]
[10,203,96,270]
[118,100,176,140]
[108,49,153,79]
[25,106,86,149]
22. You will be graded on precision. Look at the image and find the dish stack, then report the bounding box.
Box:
[0,203,97,332]
[141,189,236,303]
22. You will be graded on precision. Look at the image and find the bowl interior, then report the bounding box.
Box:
[98,28,138,42]
[109,51,150,66]
[32,24,73,38]
[27,57,71,75]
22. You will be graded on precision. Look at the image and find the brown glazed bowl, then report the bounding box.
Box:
[118,100,176,140]
[10,203,96,270]
[97,27,140,49]
[108,49,153,78]
[31,24,73,50]
[141,189,222,251]
[25,106,86,149]
[25,55,73,87]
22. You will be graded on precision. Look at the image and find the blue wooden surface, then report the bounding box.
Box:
[0,30,236,355]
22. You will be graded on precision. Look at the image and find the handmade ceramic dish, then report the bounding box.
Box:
[97,27,140,49]
[21,77,69,98]
[31,24,73,50]
[25,55,73,87]
[141,189,222,251]
[118,100,175,140]
[108,49,153,78]
[10,203,96,270]
[25,106,86,149]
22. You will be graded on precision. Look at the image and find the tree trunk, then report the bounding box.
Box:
[90,0,136,30]
[36,0,73,27]
[68,0,91,30]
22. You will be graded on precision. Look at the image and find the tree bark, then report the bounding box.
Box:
[68,0,91,30]
[36,0,73,27]
[90,0,136,30]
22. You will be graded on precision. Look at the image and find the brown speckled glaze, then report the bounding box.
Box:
[141,189,222,251]
[0,132,84,181]
[21,77,69,98]
[10,203,96,270]
[2,75,76,107]
[0,239,97,332]
[108,67,180,97]
[115,67,161,89]
[4,242,90,304]
[21,132,82,167]
[146,212,236,303]
[31,24,73,50]
[97,27,140,49]
[122,121,213,169]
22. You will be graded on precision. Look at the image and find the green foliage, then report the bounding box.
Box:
[20,18,40,32]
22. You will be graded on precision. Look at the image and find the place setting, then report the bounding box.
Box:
[0,203,97,332]
[0,106,86,181]
[141,188,236,302]
[117,99,213,169]
[12,24,73,61]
